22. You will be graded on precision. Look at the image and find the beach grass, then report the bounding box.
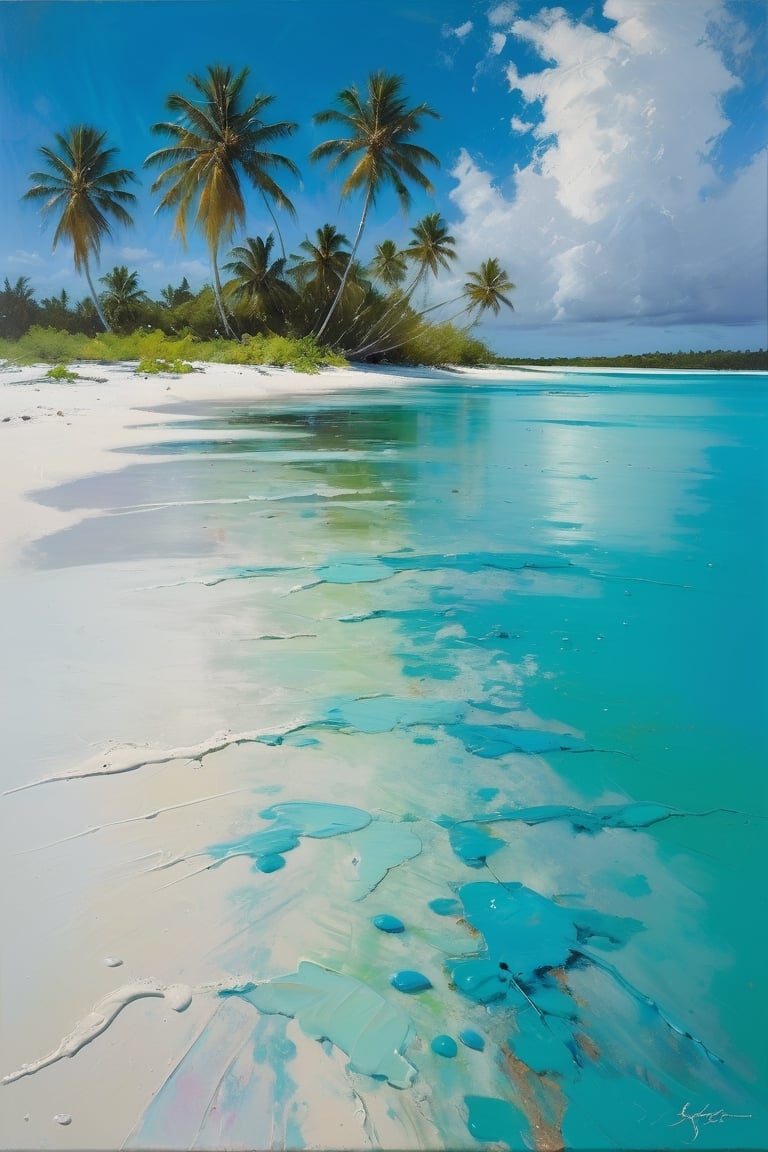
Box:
[0,326,349,375]
[0,319,498,375]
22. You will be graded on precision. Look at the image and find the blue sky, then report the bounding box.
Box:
[1,0,766,357]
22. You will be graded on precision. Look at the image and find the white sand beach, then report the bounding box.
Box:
[1,359,548,1150]
[2,359,766,1151]
[0,361,523,566]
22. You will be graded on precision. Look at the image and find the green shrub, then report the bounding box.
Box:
[16,326,81,364]
[46,363,79,380]
[398,321,492,366]
[135,357,196,375]
[0,326,345,375]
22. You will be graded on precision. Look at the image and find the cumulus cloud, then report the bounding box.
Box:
[450,0,767,332]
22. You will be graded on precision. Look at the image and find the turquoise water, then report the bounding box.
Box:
[32,370,768,1148]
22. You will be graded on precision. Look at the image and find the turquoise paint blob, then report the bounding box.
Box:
[254,853,285,874]
[281,734,320,748]
[449,821,504,868]
[204,801,373,873]
[459,1029,485,1052]
[323,694,466,735]
[445,722,591,758]
[449,881,643,995]
[209,826,301,862]
[315,560,392,584]
[430,1034,457,1057]
[413,736,437,745]
[229,961,416,1088]
[475,801,693,836]
[390,970,432,993]
[511,1013,580,1076]
[257,801,371,838]
[346,821,423,901]
[372,914,405,933]
[464,1095,526,1144]
[429,897,462,917]
[476,787,499,802]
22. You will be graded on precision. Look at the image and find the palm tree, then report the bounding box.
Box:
[145,64,299,338]
[405,212,457,287]
[159,277,194,309]
[0,276,39,339]
[22,125,137,331]
[350,213,456,359]
[464,258,516,318]
[39,288,73,332]
[99,265,148,332]
[290,224,351,300]
[369,239,408,288]
[310,72,440,339]
[224,234,296,332]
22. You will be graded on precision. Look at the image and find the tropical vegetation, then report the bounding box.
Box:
[8,66,520,368]
[501,350,768,371]
[22,126,137,331]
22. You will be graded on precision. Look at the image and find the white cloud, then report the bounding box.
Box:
[149,257,210,283]
[450,0,768,332]
[488,3,517,27]
[8,250,43,266]
[490,31,507,55]
[447,20,473,40]
[116,246,154,262]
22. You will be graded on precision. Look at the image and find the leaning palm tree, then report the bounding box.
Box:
[224,234,297,332]
[310,72,440,339]
[22,125,137,331]
[145,64,299,338]
[350,213,456,359]
[464,258,516,318]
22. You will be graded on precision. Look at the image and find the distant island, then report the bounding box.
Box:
[499,349,767,371]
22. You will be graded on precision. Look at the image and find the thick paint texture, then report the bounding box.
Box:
[11,374,766,1150]
[226,962,417,1089]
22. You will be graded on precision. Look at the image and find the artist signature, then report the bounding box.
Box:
[671,1102,752,1142]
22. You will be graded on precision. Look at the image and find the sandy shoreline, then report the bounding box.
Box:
[2,359,765,1149]
[1,359,544,1149]
[0,360,542,567]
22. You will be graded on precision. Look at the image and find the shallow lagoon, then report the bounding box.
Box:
[8,369,768,1149]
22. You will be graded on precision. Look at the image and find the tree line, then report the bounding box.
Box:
[5,66,515,362]
[501,350,768,371]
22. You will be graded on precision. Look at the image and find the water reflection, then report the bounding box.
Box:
[19,372,768,1149]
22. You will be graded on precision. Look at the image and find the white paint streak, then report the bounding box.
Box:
[3,724,308,794]
[2,981,193,1085]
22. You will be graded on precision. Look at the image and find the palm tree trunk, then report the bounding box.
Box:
[315,185,372,341]
[262,192,287,261]
[210,246,235,338]
[83,257,110,332]
[347,260,433,358]
[349,294,469,361]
